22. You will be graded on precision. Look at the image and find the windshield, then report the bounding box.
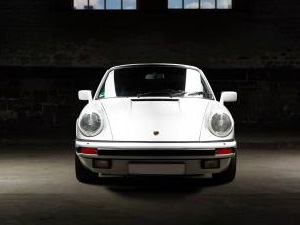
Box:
[97,66,213,99]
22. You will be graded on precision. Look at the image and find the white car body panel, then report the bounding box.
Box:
[99,98,210,142]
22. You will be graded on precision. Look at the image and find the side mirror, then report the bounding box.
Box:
[78,90,92,103]
[220,91,237,105]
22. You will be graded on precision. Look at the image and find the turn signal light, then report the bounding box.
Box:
[215,148,233,155]
[80,147,98,154]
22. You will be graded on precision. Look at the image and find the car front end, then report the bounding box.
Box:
[75,64,237,183]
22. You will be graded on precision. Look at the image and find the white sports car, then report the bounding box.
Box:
[75,63,237,183]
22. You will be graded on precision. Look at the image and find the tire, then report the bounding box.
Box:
[75,154,98,183]
[212,154,237,184]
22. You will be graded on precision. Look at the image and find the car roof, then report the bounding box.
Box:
[108,63,201,72]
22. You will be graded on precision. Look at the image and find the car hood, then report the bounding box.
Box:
[98,98,210,142]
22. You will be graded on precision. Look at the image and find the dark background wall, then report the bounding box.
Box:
[0,0,299,134]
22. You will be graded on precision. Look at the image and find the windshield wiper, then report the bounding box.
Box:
[170,91,213,99]
[170,91,203,96]
[137,90,211,99]
[187,91,204,96]
[137,89,182,98]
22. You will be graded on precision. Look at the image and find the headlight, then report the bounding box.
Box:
[79,112,103,137]
[209,112,233,137]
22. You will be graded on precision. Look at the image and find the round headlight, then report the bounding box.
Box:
[79,112,103,137]
[209,112,232,137]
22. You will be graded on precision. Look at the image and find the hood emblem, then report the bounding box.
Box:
[153,131,159,136]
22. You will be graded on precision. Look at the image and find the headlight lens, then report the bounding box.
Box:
[209,113,232,137]
[79,112,102,136]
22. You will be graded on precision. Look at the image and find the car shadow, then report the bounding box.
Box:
[88,176,228,195]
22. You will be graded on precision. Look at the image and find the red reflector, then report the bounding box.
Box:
[80,147,97,154]
[215,148,233,155]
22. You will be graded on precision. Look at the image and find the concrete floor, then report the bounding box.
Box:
[0,145,300,225]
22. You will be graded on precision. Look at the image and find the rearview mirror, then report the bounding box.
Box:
[220,91,237,105]
[78,90,92,102]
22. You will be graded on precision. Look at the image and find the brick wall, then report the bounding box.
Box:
[1,0,300,68]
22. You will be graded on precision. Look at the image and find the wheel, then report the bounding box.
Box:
[75,154,98,183]
[212,154,237,183]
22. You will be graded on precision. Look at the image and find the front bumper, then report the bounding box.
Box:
[75,139,237,176]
